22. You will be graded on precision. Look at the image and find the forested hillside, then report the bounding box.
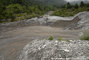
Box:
[0,0,56,23]
[52,1,89,17]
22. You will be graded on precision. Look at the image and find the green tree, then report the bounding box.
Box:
[65,2,72,9]
[80,1,84,7]
[74,4,79,9]
[6,4,24,14]
[5,4,24,21]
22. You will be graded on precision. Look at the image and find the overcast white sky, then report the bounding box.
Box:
[65,0,89,2]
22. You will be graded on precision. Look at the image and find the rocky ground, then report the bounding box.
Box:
[0,11,89,60]
[19,39,89,60]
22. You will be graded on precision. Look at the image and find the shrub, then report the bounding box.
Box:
[58,37,63,41]
[80,31,89,40]
[80,35,89,40]
[65,40,70,42]
[51,6,89,17]
[48,36,53,40]
[58,37,70,42]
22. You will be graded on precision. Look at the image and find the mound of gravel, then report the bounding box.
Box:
[19,40,89,60]
[75,12,89,30]
[66,11,89,30]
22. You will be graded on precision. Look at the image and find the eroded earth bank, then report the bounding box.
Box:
[0,11,89,60]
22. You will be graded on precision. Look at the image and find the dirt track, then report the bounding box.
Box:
[0,26,82,60]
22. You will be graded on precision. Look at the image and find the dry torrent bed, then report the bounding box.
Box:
[0,26,82,60]
[0,11,89,60]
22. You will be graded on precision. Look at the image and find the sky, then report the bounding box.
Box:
[65,0,89,2]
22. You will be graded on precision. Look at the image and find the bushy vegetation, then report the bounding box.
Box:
[80,31,89,40]
[0,0,89,23]
[48,36,54,40]
[58,37,64,41]
[0,0,55,23]
[48,36,70,42]
[58,37,70,42]
[52,1,89,17]
[80,36,89,40]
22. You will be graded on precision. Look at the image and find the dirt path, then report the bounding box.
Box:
[0,26,82,60]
